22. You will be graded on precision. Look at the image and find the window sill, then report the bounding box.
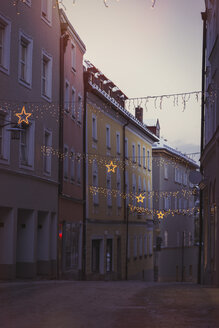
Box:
[20,162,34,171]
[0,65,9,76]
[19,79,32,90]
[41,94,52,103]
[0,157,9,165]
[41,15,52,27]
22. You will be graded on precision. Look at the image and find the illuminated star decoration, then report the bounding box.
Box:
[157,211,164,219]
[15,106,32,125]
[136,194,145,203]
[106,161,117,173]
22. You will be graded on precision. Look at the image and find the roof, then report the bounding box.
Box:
[152,138,199,168]
[85,62,159,143]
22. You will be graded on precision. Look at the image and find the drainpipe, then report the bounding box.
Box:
[82,71,89,280]
[198,10,207,285]
[57,21,68,279]
[123,120,129,280]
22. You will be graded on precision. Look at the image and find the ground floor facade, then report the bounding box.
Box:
[0,170,58,280]
[201,130,219,286]
[58,196,83,280]
[154,246,198,283]
[85,218,154,281]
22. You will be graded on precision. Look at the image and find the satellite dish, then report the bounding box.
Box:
[189,170,202,185]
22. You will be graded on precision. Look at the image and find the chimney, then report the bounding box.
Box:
[135,106,143,123]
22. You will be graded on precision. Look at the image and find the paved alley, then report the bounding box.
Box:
[0,281,219,328]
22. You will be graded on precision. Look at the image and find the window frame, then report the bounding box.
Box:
[18,30,33,89]
[63,145,69,180]
[43,128,52,175]
[0,13,11,76]
[116,132,120,154]
[92,114,97,141]
[41,49,53,102]
[106,124,111,149]
[41,0,52,26]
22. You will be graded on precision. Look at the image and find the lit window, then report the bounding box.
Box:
[19,31,33,88]
[41,50,52,101]
[0,14,11,75]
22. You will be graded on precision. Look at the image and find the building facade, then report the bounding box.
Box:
[83,62,158,280]
[152,140,199,282]
[58,9,86,279]
[0,0,60,279]
[201,0,219,286]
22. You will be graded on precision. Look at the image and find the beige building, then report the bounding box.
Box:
[0,0,60,279]
[83,62,158,280]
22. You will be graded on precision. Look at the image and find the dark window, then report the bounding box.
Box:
[92,239,100,272]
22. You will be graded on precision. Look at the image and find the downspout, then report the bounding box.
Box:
[198,10,207,285]
[82,71,89,280]
[123,120,129,280]
[58,20,68,279]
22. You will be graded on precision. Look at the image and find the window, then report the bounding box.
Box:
[20,120,35,168]
[144,234,147,256]
[164,231,168,247]
[0,14,11,75]
[139,235,143,257]
[63,145,68,179]
[183,172,187,186]
[138,175,141,195]
[132,144,136,163]
[132,174,136,206]
[106,125,111,149]
[125,138,128,158]
[41,50,52,101]
[0,113,10,162]
[92,160,98,205]
[164,196,169,211]
[134,236,137,258]
[43,129,52,174]
[143,179,146,208]
[64,80,70,112]
[106,172,112,207]
[149,234,152,255]
[41,0,52,25]
[71,43,76,71]
[143,147,146,168]
[76,154,81,184]
[125,171,129,206]
[116,132,120,154]
[64,223,79,269]
[18,31,33,88]
[24,0,31,6]
[188,232,192,247]
[92,115,97,141]
[147,150,150,170]
[148,180,151,210]
[70,149,75,182]
[71,87,76,118]
[78,94,82,123]
[138,144,141,166]
[106,239,113,272]
[164,164,168,179]
[116,168,121,208]
[92,239,100,273]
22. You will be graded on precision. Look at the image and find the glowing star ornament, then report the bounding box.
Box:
[157,211,164,219]
[15,106,32,125]
[106,161,117,173]
[136,194,145,203]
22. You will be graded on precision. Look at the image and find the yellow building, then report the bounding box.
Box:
[84,61,158,280]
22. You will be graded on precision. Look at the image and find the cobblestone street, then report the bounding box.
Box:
[0,281,219,328]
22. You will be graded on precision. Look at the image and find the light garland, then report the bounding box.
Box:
[128,204,199,217]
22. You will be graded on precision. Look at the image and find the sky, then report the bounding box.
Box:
[63,0,205,162]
